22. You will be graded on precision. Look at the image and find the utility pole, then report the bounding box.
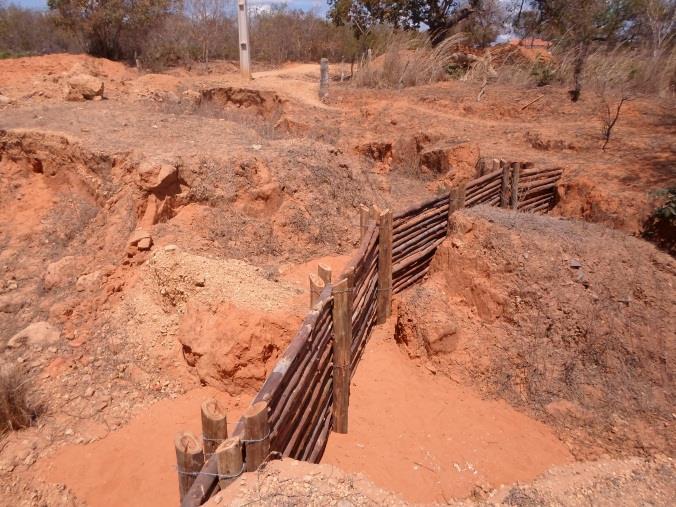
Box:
[237,0,251,79]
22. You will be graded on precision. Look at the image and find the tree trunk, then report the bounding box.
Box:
[569,40,590,102]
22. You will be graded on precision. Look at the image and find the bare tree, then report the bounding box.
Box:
[187,0,230,64]
[641,0,676,57]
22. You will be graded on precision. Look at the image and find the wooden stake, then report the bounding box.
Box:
[243,401,270,472]
[450,183,466,211]
[318,264,332,285]
[510,162,521,209]
[309,273,324,307]
[376,209,393,324]
[500,161,511,208]
[237,0,251,79]
[200,398,228,458]
[331,278,351,433]
[215,437,243,490]
[319,58,329,100]
[175,432,204,503]
[359,204,369,241]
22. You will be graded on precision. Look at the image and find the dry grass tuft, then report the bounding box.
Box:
[495,45,676,98]
[0,365,38,433]
[353,33,467,88]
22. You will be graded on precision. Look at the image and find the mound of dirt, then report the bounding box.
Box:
[208,455,675,507]
[395,206,675,459]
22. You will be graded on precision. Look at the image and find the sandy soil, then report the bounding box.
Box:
[0,53,674,506]
[322,325,573,503]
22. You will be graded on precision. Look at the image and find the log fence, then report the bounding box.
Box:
[178,162,563,506]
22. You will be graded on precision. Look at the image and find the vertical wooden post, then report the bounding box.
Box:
[450,183,466,210]
[237,0,251,79]
[376,209,392,324]
[215,437,243,490]
[359,204,369,241]
[318,264,332,285]
[319,58,329,100]
[500,160,511,208]
[331,277,351,433]
[201,398,228,458]
[309,273,324,307]
[175,432,204,503]
[510,162,521,209]
[243,401,270,472]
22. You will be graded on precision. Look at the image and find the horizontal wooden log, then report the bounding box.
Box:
[340,222,377,283]
[530,201,552,213]
[351,281,377,359]
[288,369,332,458]
[519,181,557,199]
[351,258,377,322]
[308,402,333,463]
[393,203,449,239]
[465,167,503,190]
[351,304,378,374]
[519,173,561,190]
[393,231,446,274]
[393,209,448,245]
[521,196,554,212]
[300,385,333,462]
[274,331,332,454]
[283,343,333,457]
[268,317,333,444]
[467,179,501,200]
[393,221,447,260]
[395,264,431,293]
[466,184,501,207]
[351,275,377,348]
[518,192,554,209]
[519,166,563,179]
[393,192,450,224]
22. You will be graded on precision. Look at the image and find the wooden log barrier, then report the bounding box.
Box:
[201,398,228,458]
[215,437,243,490]
[500,160,511,208]
[510,162,521,209]
[376,209,392,324]
[243,401,271,472]
[175,432,205,503]
[331,278,351,433]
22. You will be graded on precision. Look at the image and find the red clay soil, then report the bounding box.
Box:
[322,323,573,503]
[34,387,244,507]
[395,206,675,460]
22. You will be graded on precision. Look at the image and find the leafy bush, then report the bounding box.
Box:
[530,55,556,86]
[643,188,676,255]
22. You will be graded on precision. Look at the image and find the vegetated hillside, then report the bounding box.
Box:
[395,206,675,459]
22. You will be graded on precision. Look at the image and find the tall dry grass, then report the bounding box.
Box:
[353,32,467,88]
[495,44,676,98]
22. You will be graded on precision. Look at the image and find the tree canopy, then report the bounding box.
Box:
[328,0,482,43]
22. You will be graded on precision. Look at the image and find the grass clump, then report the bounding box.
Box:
[1,365,38,433]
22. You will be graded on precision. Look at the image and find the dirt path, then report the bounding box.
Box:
[322,322,574,503]
[251,62,338,110]
[33,387,246,507]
